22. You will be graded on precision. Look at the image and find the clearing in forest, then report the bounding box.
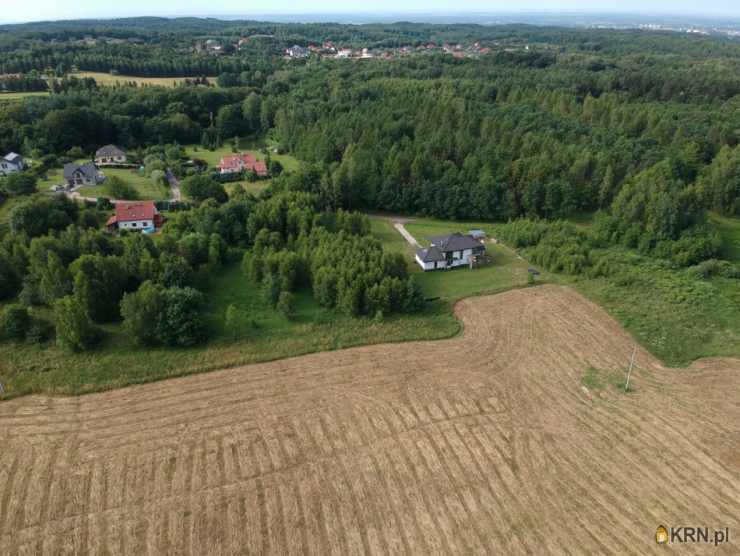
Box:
[0,285,738,555]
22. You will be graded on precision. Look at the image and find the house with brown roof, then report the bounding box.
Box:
[219,154,268,175]
[106,201,162,231]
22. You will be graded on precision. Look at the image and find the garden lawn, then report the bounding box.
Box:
[77,167,170,200]
[183,137,300,173]
[401,220,543,301]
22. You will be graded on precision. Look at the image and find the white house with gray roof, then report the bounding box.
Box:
[0,152,24,176]
[63,162,101,186]
[414,232,485,271]
[95,145,127,164]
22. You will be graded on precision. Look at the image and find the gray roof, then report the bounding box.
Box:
[63,162,97,180]
[468,229,486,237]
[3,152,22,165]
[96,144,126,157]
[429,232,483,253]
[414,245,445,262]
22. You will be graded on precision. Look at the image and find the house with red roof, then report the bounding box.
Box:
[106,201,162,231]
[219,154,268,175]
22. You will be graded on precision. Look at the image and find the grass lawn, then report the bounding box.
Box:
[0,91,50,101]
[184,137,300,173]
[77,167,170,200]
[710,213,740,264]
[71,72,192,87]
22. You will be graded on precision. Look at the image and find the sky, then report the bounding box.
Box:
[4,1,740,24]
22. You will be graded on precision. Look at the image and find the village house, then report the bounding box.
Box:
[286,45,310,57]
[0,152,24,176]
[95,145,127,164]
[414,232,485,271]
[219,153,267,175]
[106,201,162,231]
[63,162,101,186]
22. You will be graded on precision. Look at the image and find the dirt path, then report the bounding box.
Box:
[366,213,421,246]
[166,169,181,201]
[1,285,738,555]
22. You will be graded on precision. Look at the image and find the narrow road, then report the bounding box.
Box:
[365,213,421,247]
[394,222,420,247]
[166,170,181,201]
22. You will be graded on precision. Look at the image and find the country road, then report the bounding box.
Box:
[166,170,181,201]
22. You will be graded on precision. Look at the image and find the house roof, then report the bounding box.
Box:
[96,144,126,157]
[2,152,22,165]
[429,232,483,252]
[220,153,256,169]
[63,162,97,180]
[113,202,157,223]
[414,245,445,262]
[219,155,268,176]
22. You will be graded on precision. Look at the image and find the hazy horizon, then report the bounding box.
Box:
[4,4,740,26]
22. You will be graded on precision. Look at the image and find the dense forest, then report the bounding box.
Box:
[1,17,740,353]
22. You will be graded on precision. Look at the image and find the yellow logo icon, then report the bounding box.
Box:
[656,525,668,544]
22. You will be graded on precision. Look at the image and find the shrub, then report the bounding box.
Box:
[104,176,138,200]
[55,296,102,352]
[1,305,31,339]
[260,273,281,307]
[277,291,294,320]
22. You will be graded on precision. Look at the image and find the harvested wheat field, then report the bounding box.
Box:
[1,285,739,555]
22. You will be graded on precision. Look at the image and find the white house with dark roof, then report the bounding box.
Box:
[95,145,127,164]
[63,162,101,186]
[0,152,24,176]
[414,232,485,271]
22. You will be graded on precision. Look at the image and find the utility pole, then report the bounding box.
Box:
[625,341,637,391]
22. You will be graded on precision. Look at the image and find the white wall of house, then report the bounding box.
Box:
[0,160,23,176]
[118,220,152,229]
[97,155,126,164]
[415,255,436,271]
[446,248,475,268]
[417,247,476,271]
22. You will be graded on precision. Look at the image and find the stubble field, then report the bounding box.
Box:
[0,285,738,554]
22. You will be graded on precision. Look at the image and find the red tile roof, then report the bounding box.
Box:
[220,154,256,170]
[250,161,268,176]
[109,201,157,225]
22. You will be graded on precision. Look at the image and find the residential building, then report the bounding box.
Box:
[63,162,101,186]
[414,232,485,271]
[106,201,162,231]
[0,152,24,176]
[219,154,268,175]
[95,145,127,164]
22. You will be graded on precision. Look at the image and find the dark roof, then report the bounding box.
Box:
[96,145,126,157]
[2,152,22,165]
[414,245,445,262]
[429,232,483,253]
[63,162,97,180]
